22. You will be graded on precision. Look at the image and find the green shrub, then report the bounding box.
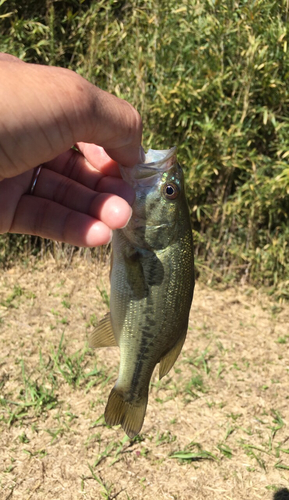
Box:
[0,0,288,290]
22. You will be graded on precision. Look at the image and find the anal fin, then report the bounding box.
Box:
[159,330,187,380]
[89,313,117,348]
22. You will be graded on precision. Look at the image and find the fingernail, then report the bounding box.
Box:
[106,230,113,244]
[119,207,133,229]
[139,145,146,163]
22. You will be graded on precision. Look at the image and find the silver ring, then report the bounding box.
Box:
[30,165,42,195]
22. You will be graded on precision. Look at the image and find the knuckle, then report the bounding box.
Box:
[53,175,73,206]
[120,101,143,146]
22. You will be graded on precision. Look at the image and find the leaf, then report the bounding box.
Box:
[170,450,218,461]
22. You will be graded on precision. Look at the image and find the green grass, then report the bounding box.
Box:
[170,442,218,463]
[0,359,59,426]
[0,332,107,427]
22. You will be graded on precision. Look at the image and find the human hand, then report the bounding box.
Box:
[0,54,143,246]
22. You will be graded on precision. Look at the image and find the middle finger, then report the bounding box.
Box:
[33,167,133,230]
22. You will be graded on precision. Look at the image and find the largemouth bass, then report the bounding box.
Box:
[90,147,194,438]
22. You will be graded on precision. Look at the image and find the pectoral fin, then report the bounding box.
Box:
[159,331,187,380]
[89,313,117,348]
[124,250,149,300]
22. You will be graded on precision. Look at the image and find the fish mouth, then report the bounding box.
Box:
[140,147,176,169]
[120,147,177,186]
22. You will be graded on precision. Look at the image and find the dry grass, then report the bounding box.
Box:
[0,258,289,500]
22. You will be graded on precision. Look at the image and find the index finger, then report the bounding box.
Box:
[75,143,122,177]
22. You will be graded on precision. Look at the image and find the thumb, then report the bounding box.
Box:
[0,59,143,179]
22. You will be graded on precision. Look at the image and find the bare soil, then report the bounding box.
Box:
[0,258,289,500]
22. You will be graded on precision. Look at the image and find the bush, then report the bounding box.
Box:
[0,0,288,290]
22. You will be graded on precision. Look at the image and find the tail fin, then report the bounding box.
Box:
[104,387,148,439]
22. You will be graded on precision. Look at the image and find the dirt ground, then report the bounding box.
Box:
[0,258,289,500]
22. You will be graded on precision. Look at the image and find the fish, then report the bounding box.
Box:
[89,147,194,438]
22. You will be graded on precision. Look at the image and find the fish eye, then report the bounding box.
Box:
[162,182,180,200]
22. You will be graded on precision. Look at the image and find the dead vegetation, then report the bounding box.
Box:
[0,258,289,500]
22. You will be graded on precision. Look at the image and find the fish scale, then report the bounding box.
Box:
[89,148,194,438]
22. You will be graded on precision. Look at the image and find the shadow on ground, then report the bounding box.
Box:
[274,489,289,500]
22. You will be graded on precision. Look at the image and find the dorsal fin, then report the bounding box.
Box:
[89,313,117,348]
[159,330,187,379]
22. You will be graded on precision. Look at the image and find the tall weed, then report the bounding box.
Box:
[0,0,288,289]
